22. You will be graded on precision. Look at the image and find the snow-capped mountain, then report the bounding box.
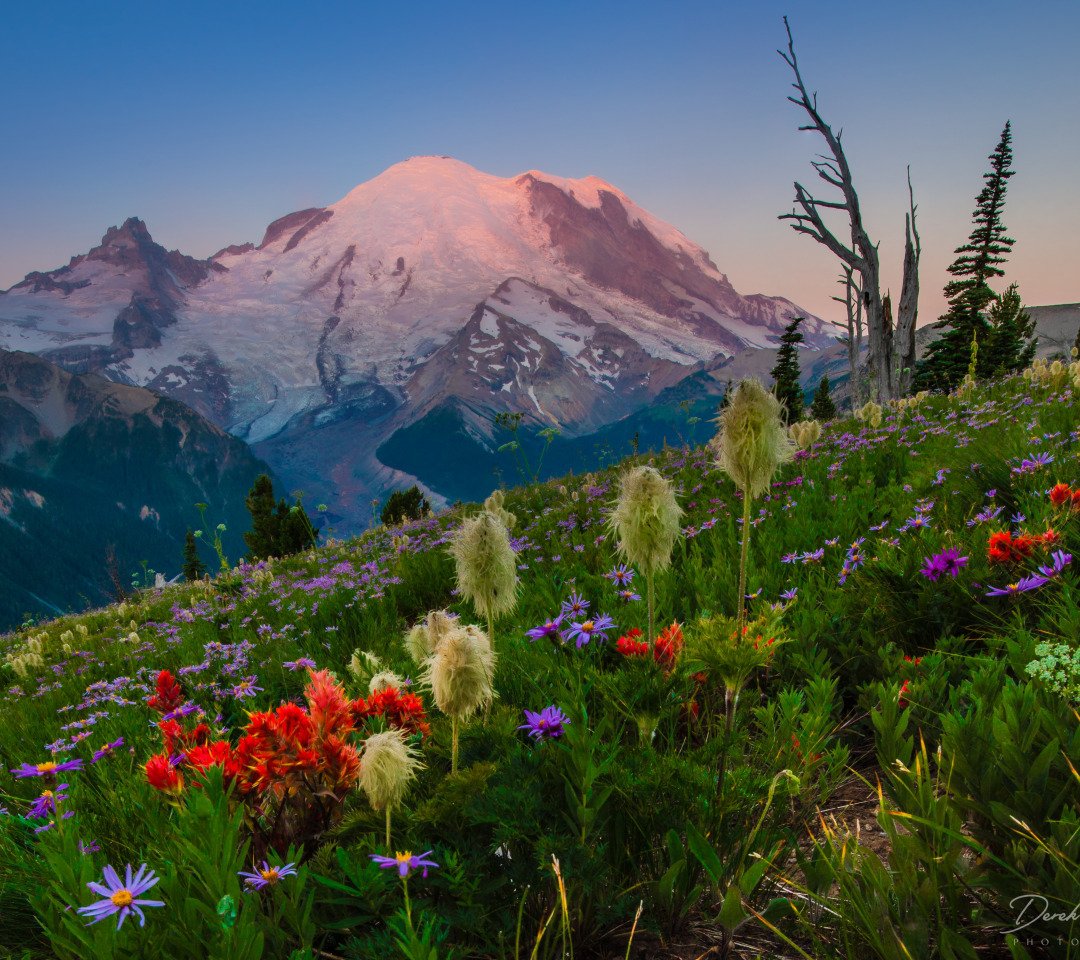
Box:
[0,156,836,521]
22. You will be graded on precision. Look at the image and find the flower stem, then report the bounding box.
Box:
[736,492,753,636]
[646,572,655,645]
[385,805,392,848]
[451,717,460,775]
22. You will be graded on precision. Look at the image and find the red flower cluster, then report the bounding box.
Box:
[147,669,184,714]
[352,686,431,738]
[615,623,684,669]
[987,530,1037,564]
[615,628,649,657]
[654,622,684,669]
[145,669,361,799]
[1049,482,1080,509]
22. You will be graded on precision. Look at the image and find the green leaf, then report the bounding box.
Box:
[686,823,725,886]
[718,885,746,932]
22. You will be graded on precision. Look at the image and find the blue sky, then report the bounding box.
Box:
[2,0,1077,321]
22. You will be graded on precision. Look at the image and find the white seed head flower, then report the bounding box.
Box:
[483,489,517,531]
[404,609,459,665]
[448,507,518,622]
[348,648,383,685]
[789,419,821,450]
[358,729,423,812]
[607,465,682,576]
[422,622,496,721]
[713,378,795,498]
[368,670,404,694]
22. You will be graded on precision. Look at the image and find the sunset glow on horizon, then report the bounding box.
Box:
[2,0,1077,325]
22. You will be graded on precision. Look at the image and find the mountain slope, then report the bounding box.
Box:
[0,157,837,520]
[0,350,267,629]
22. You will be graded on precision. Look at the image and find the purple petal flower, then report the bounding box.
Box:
[11,758,83,779]
[518,705,570,741]
[525,615,564,642]
[238,860,298,890]
[985,575,1049,597]
[562,614,615,648]
[370,850,440,879]
[91,738,125,763]
[77,864,164,929]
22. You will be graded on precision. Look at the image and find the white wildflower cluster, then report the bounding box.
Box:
[1023,356,1078,391]
[1026,641,1080,703]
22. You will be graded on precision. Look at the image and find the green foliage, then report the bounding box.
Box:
[182,529,206,582]
[382,486,432,527]
[916,122,1017,391]
[243,474,318,561]
[1,370,1078,959]
[809,374,837,421]
[770,316,805,423]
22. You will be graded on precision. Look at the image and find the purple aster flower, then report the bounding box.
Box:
[604,564,635,587]
[985,575,1049,597]
[28,784,69,819]
[80,840,101,855]
[91,738,125,763]
[560,593,590,618]
[238,860,298,890]
[231,677,263,699]
[11,758,83,780]
[617,589,642,603]
[1038,550,1073,578]
[920,548,968,582]
[77,864,164,929]
[525,615,564,642]
[282,658,317,671]
[518,705,570,741]
[370,850,440,879]
[780,587,798,601]
[563,614,616,648]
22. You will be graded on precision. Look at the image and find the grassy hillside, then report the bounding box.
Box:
[1,364,1078,960]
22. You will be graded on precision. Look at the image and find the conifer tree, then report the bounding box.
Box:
[810,374,837,421]
[719,379,734,410]
[182,529,206,581]
[983,283,1036,376]
[916,122,1016,390]
[770,316,805,423]
[244,474,279,560]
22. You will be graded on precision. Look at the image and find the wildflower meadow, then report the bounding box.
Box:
[1,364,1079,960]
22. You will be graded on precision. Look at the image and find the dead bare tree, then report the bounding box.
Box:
[777,17,919,402]
[894,168,921,395]
[832,265,864,406]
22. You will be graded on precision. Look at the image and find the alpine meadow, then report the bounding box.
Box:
[1,5,1078,960]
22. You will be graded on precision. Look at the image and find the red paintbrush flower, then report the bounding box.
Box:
[147,669,184,714]
[145,753,184,795]
[1049,483,1073,506]
[654,622,684,669]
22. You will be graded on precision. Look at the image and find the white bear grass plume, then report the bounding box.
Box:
[607,464,682,643]
[713,378,795,633]
[448,494,518,648]
[422,621,496,774]
[358,729,423,846]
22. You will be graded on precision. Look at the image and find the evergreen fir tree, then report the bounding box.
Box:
[916,122,1016,390]
[810,374,837,421]
[181,529,206,581]
[719,379,734,410]
[243,474,279,560]
[770,316,805,423]
[381,485,431,526]
[982,283,1036,375]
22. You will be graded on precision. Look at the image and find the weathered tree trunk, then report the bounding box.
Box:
[777,17,919,403]
[894,170,921,395]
